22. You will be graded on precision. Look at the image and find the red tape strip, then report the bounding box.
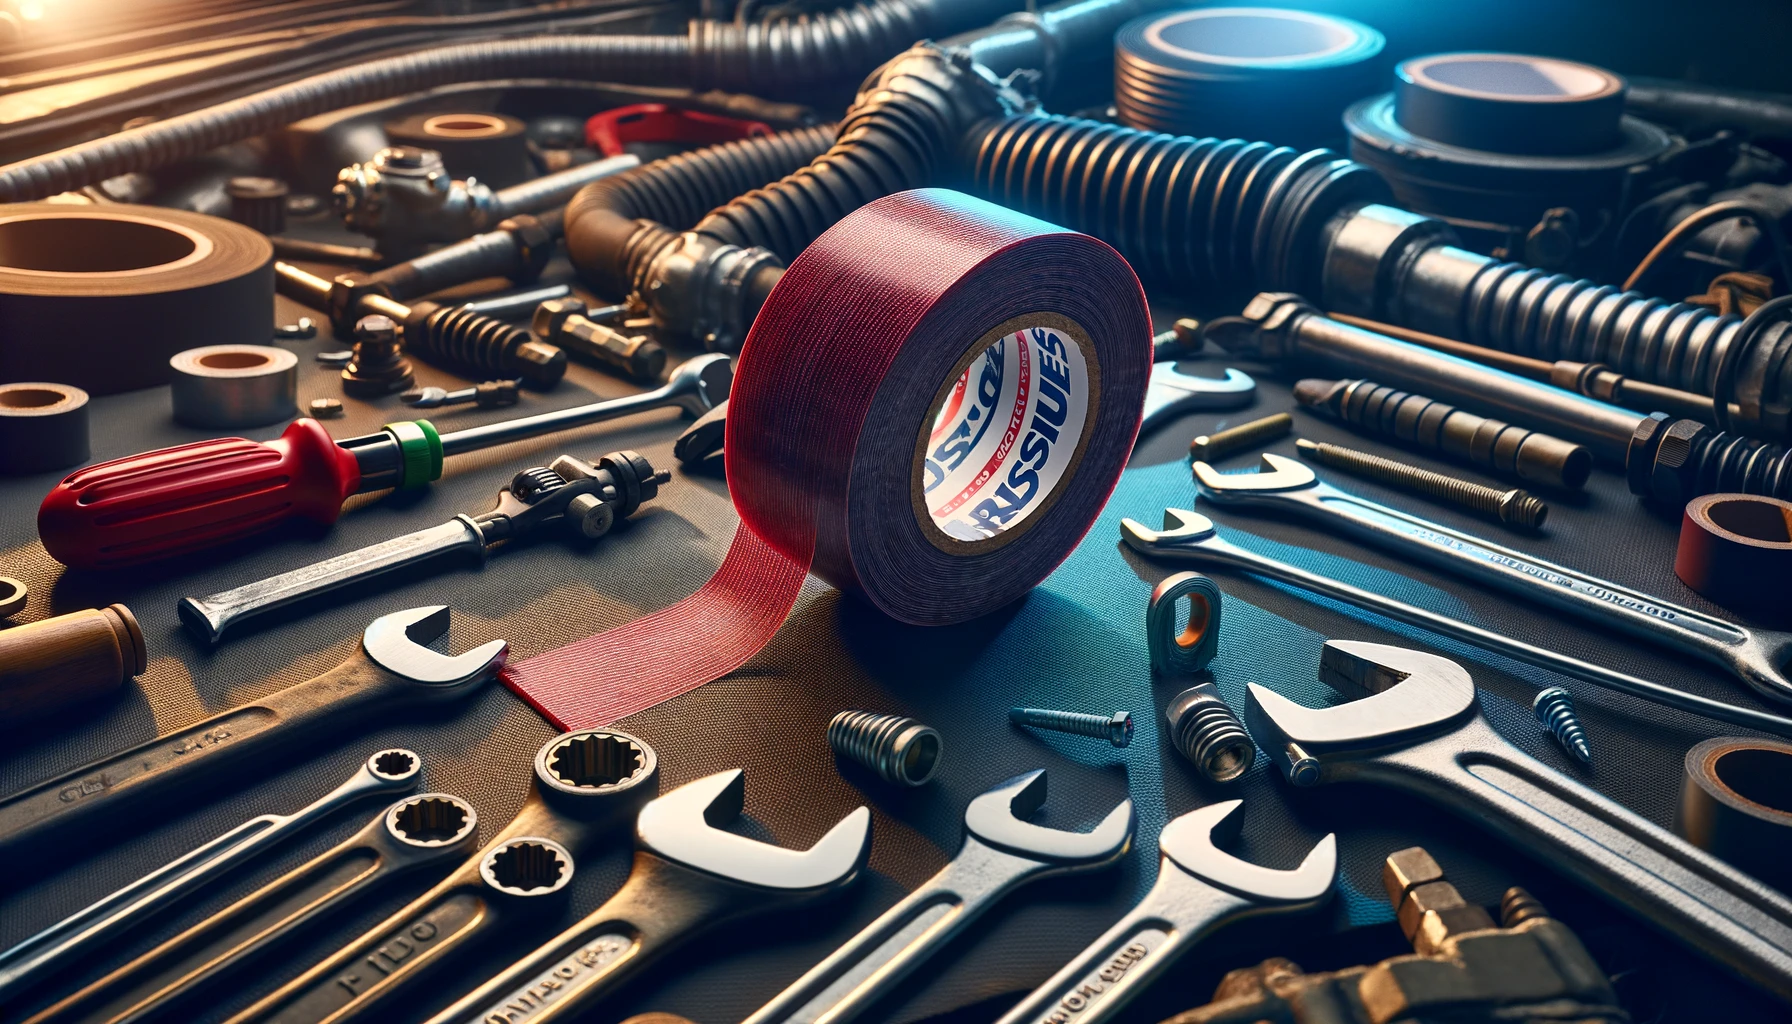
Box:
[505,188,1151,729]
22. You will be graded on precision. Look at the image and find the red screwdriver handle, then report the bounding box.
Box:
[38,420,363,571]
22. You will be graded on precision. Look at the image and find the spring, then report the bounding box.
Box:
[827,710,942,787]
[410,304,557,384]
[1166,683,1255,783]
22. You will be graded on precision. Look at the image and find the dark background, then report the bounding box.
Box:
[5,1,1792,1022]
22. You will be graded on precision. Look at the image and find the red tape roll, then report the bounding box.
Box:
[505,189,1152,728]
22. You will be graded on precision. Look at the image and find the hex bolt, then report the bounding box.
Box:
[340,314,414,398]
[1165,682,1255,782]
[1152,317,1204,361]
[1296,438,1549,530]
[1009,707,1134,748]
[1532,686,1592,764]
[1189,412,1293,463]
[533,297,667,382]
[827,710,943,787]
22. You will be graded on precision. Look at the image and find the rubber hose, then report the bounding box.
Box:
[565,124,838,296]
[0,0,1022,204]
[960,112,1385,293]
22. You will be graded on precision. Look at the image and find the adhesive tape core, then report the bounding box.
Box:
[422,113,512,138]
[915,313,1098,552]
[0,211,212,278]
[1676,492,1792,617]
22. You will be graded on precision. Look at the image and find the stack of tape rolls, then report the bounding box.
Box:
[506,188,1152,728]
[0,205,273,396]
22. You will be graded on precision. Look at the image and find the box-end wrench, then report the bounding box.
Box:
[0,606,504,868]
[1119,508,1792,741]
[26,791,479,1024]
[1194,454,1792,704]
[994,800,1335,1024]
[1139,364,1256,436]
[742,769,1134,1024]
[227,728,658,1024]
[0,749,420,1005]
[425,769,872,1024]
[1247,639,1792,999]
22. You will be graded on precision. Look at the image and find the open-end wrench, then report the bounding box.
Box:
[27,791,479,1024]
[179,452,668,645]
[426,769,870,1024]
[0,606,504,867]
[995,800,1335,1024]
[227,728,658,1024]
[1120,508,1792,741]
[0,749,420,1005]
[1194,453,1792,704]
[1247,639,1792,999]
[1139,364,1256,435]
[743,769,1135,1024]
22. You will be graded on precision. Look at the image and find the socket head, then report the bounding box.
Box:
[532,296,588,340]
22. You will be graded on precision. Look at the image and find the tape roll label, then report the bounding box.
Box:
[917,314,1098,549]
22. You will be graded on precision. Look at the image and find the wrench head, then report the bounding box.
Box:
[963,770,1135,864]
[635,769,871,891]
[1140,365,1257,434]
[668,354,734,417]
[1159,799,1335,903]
[1245,641,1477,785]
[1119,507,1219,553]
[1193,453,1316,495]
[362,606,508,686]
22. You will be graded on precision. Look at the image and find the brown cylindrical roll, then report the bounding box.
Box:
[386,112,532,188]
[0,381,88,474]
[1678,737,1792,893]
[0,604,145,722]
[1677,493,1792,618]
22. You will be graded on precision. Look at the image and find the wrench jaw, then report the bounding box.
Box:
[1119,508,1220,555]
[635,770,873,892]
[1732,633,1792,706]
[1192,454,1318,503]
[963,770,1136,865]
[362,606,509,689]
[1140,365,1258,434]
[1246,641,1479,788]
[1158,800,1336,905]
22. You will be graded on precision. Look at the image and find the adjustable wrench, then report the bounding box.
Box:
[27,791,479,1024]
[426,769,871,1024]
[1194,454,1792,704]
[1120,508,1792,741]
[743,769,1135,1024]
[995,800,1335,1024]
[1246,639,1792,998]
[0,606,503,867]
[0,749,420,1005]
[1139,364,1256,435]
[227,728,658,1024]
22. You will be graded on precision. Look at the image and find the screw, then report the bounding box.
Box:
[1296,439,1549,529]
[1500,886,1552,927]
[341,314,414,398]
[273,317,317,341]
[1009,707,1133,748]
[827,710,942,787]
[1189,412,1293,463]
[1151,317,1204,361]
[1165,683,1255,782]
[1532,686,1591,765]
[401,379,521,409]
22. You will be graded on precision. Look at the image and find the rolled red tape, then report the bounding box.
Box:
[505,188,1152,728]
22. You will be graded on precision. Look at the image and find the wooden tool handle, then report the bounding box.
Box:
[0,604,144,721]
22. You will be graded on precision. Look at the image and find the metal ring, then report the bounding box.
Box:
[1148,571,1223,674]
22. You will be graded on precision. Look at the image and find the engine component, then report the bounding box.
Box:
[1157,847,1628,1024]
[1676,492,1792,616]
[169,345,299,429]
[1344,53,1674,274]
[0,603,144,723]
[533,297,666,381]
[1114,6,1383,149]
[0,382,88,474]
[385,111,533,189]
[357,213,561,305]
[1678,737,1792,895]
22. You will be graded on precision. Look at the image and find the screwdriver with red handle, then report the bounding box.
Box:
[37,355,731,571]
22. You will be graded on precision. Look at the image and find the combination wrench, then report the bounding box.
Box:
[1246,639,1792,999]
[25,790,479,1024]
[995,800,1336,1024]
[226,728,658,1024]
[1139,364,1256,435]
[1120,508,1792,740]
[1194,454,1792,704]
[0,605,504,866]
[742,769,1135,1024]
[0,749,420,1005]
[426,769,872,1024]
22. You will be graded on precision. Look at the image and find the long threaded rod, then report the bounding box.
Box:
[1296,439,1548,529]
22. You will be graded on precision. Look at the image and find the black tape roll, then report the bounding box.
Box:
[386,112,533,189]
[0,382,87,474]
[1678,737,1792,892]
[0,205,273,396]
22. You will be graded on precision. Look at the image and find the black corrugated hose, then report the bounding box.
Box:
[0,0,1023,204]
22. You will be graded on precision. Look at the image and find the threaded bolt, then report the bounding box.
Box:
[827,710,942,787]
[1500,886,1552,927]
[1532,686,1592,765]
[1190,412,1292,463]
[1009,707,1133,748]
[1165,683,1255,782]
[1296,439,1549,529]
[1152,317,1204,361]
